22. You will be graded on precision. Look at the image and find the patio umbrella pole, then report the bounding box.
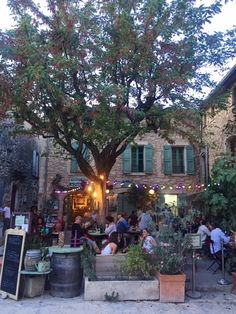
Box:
[217,240,230,285]
[186,249,201,299]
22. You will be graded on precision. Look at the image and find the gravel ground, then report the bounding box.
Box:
[0,291,236,314]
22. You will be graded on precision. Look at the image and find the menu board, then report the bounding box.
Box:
[13,212,32,233]
[0,229,26,300]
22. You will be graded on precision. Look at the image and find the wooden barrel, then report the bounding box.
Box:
[24,249,41,271]
[50,251,83,298]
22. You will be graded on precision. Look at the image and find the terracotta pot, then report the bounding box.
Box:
[159,273,186,303]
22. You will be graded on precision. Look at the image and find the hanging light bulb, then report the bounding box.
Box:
[149,189,155,195]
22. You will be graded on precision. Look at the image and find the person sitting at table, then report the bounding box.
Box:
[138,209,152,231]
[140,228,157,254]
[71,216,100,253]
[116,213,130,233]
[208,222,231,261]
[128,210,138,227]
[105,215,117,237]
[197,219,211,252]
[101,232,118,256]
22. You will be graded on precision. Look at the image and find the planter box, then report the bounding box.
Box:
[84,277,159,301]
[95,254,127,279]
[22,275,46,298]
[159,273,186,303]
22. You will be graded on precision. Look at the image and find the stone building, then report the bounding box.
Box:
[202,64,236,173]
[0,115,40,212]
[37,130,202,224]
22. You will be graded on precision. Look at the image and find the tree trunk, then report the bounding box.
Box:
[93,180,107,224]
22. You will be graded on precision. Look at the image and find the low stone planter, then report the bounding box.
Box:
[84,277,160,301]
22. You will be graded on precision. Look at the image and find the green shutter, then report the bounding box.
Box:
[82,144,89,162]
[145,144,153,174]
[123,145,131,174]
[70,156,78,173]
[163,145,172,175]
[186,145,195,175]
[71,143,90,173]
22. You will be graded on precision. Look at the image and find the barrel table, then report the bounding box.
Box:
[49,246,83,298]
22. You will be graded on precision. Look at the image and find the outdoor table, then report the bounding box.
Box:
[87,231,107,247]
[123,229,141,245]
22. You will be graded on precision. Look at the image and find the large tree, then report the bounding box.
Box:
[0,0,235,220]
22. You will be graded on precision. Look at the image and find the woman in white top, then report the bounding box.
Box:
[141,228,157,254]
[104,215,117,237]
[197,220,211,243]
[101,232,118,256]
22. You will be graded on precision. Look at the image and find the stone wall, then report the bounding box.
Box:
[37,132,201,211]
[203,94,235,174]
[0,118,39,211]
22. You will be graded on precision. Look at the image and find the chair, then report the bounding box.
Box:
[207,240,222,273]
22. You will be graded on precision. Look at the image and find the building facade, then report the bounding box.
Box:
[203,64,236,173]
[0,116,39,212]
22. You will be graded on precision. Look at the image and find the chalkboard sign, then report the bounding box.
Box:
[0,229,26,300]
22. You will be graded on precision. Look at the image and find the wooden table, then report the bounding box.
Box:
[123,229,141,245]
[88,231,107,247]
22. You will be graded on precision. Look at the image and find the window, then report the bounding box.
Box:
[131,146,144,172]
[163,145,195,175]
[32,150,39,177]
[172,147,184,174]
[123,144,153,174]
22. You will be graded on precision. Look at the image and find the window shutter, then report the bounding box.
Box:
[186,145,195,175]
[145,144,153,174]
[123,145,131,174]
[32,150,39,177]
[70,143,79,173]
[163,145,172,175]
[82,144,89,162]
[70,143,90,173]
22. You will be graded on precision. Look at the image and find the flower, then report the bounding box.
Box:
[152,226,191,275]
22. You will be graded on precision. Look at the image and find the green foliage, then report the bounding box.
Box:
[203,155,236,231]
[0,0,235,215]
[127,185,159,210]
[120,244,154,279]
[153,226,191,275]
[80,245,96,280]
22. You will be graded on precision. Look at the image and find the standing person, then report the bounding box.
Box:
[138,209,152,231]
[0,200,11,236]
[30,205,39,233]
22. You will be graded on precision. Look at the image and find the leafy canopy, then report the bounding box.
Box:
[0,0,235,183]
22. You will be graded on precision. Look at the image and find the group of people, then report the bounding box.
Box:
[70,209,158,256]
[196,219,232,262]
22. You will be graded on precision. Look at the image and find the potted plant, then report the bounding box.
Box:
[120,244,154,279]
[153,226,191,303]
[84,244,159,301]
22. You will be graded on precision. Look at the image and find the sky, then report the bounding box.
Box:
[0,0,235,83]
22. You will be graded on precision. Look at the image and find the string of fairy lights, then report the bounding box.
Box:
[54,178,219,195]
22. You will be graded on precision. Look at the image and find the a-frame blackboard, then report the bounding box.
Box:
[0,229,26,300]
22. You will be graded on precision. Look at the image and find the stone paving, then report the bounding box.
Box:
[0,255,236,314]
